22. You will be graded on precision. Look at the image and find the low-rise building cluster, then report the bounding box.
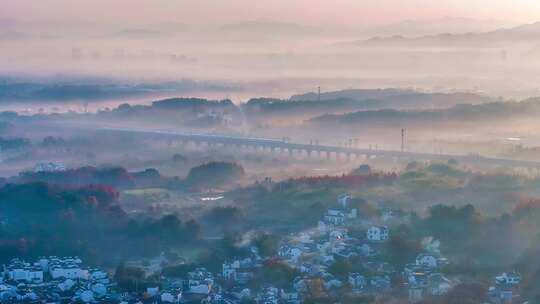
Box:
[2,193,525,303]
[486,272,522,304]
[1,256,113,303]
[405,238,451,303]
[272,193,455,303]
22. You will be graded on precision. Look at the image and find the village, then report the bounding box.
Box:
[0,193,524,304]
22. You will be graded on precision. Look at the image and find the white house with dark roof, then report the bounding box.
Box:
[415,254,438,269]
[49,263,89,280]
[338,193,352,208]
[428,273,451,296]
[349,273,366,291]
[222,261,240,280]
[495,272,521,285]
[324,209,345,226]
[367,226,389,242]
[4,259,44,283]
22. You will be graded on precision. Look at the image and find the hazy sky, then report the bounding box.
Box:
[2,0,540,29]
[3,0,540,100]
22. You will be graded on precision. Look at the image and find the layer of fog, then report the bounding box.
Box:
[2,18,540,101]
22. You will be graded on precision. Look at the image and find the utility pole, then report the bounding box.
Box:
[401,128,406,152]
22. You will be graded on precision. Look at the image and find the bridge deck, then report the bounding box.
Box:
[101,128,540,169]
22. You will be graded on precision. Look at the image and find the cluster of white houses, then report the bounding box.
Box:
[222,257,261,285]
[1,256,219,303]
[405,239,451,303]
[276,193,524,304]
[274,194,401,299]
[214,193,401,303]
[486,272,522,304]
[1,192,525,303]
[3,257,109,283]
[1,256,113,303]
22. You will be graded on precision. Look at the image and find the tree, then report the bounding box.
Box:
[253,233,279,257]
[255,261,298,289]
[114,263,146,292]
[447,158,459,166]
[351,164,372,175]
[0,137,31,150]
[328,258,352,280]
[207,206,242,228]
[183,219,201,240]
[383,229,422,268]
[197,249,225,273]
[41,136,65,147]
[185,162,245,189]
[162,264,195,278]
[423,204,480,242]
[439,283,486,304]
[303,278,330,303]
[172,153,187,162]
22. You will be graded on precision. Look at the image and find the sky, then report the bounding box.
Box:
[2,0,540,29]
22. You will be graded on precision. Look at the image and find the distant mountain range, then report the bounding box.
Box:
[111,23,189,39]
[362,17,510,38]
[354,21,540,47]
